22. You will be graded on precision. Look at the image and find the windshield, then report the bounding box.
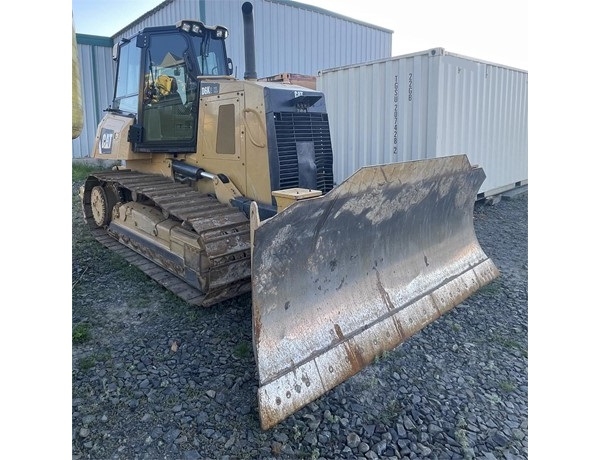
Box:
[191,34,228,76]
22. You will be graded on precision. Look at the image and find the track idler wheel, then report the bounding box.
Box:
[90,184,118,228]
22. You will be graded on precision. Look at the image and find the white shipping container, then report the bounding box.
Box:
[317,48,528,197]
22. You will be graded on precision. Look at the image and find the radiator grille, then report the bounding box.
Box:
[273,112,334,193]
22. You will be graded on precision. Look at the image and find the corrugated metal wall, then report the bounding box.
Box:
[205,0,392,78]
[115,0,201,42]
[318,48,528,197]
[73,0,392,159]
[114,0,392,77]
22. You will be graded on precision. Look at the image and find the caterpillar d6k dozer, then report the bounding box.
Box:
[79,2,499,430]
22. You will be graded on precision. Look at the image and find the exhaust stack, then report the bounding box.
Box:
[242,2,257,80]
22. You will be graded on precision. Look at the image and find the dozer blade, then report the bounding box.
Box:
[251,154,500,430]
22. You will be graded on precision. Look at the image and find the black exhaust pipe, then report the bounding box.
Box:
[242,2,257,80]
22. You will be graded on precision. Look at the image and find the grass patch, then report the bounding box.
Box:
[185,308,202,323]
[353,369,379,393]
[233,341,252,359]
[454,415,472,455]
[129,294,155,309]
[73,323,91,344]
[324,410,339,424]
[373,349,389,363]
[455,427,470,453]
[72,162,102,182]
[79,356,97,370]
[494,336,528,358]
[184,387,208,399]
[499,380,516,392]
[72,161,120,182]
[292,424,304,442]
[108,253,150,283]
[485,392,503,405]
[95,351,113,363]
[380,397,403,424]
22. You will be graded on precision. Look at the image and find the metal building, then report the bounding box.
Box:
[72,0,393,159]
[318,48,528,197]
[73,35,116,161]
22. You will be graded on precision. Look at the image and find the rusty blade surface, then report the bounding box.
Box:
[251,154,500,430]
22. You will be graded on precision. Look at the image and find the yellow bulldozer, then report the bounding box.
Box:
[77,2,499,430]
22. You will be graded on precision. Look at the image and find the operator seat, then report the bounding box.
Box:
[156,75,183,138]
[155,75,182,105]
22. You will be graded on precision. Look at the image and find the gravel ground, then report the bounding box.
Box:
[72,182,528,460]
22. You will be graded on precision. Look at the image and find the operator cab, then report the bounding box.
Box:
[111,20,233,153]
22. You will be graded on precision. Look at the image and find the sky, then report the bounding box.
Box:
[72,0,528,70]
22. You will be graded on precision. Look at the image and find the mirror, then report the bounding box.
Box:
[227,58,234,76]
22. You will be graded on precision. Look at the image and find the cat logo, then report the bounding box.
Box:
[99,129,114,154]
